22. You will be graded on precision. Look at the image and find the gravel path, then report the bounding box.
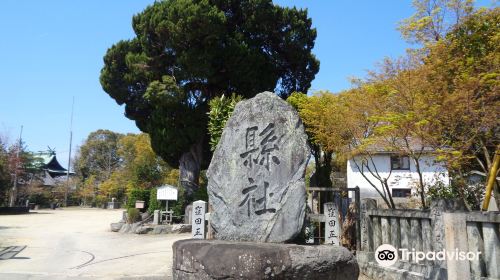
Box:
[0,208,189,280]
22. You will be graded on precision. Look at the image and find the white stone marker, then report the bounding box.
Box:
[324,202,341,245]
[153,210,160,225]
[192,200,207,239]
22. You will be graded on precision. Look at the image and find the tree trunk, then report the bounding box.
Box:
[352,157,394,209]
[382,179,396,209]
[179,140,203,199]
[311,144,321,187]
[9,185,17,207]
[413,158,427,209]
[341,203,357,250]
[315,152,333,188]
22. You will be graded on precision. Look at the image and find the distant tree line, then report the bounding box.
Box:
[73,130,207,215]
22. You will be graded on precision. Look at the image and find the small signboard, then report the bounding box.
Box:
[135,200,145,209]
[157,185,178,201]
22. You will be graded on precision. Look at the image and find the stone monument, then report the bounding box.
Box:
[207,91,310,242]
[172,92,358,280]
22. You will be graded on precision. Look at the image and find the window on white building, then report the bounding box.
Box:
[392,188,411,198]
[390,155,410,170]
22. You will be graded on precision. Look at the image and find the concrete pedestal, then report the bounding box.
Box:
[172,239,359,280]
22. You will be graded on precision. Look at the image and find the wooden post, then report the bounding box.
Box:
[319,191,322,242]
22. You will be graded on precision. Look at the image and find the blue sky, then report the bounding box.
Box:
[0,0,494,168]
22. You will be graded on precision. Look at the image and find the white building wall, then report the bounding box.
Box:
[347,154,449,199]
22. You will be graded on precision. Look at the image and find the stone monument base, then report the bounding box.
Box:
[172,239,359,280]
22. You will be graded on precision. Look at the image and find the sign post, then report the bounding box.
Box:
[156,185,178,224]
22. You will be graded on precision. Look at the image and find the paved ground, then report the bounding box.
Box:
[0,208,190,280]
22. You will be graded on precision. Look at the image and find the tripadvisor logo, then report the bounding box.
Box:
[375,244,481,267]
[375,244,398,267]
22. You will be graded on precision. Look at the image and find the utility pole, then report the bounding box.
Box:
[9,126,23,207]
[64,97,74,207]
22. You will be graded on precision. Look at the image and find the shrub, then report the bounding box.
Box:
[94,195,107,208]
[427,180,456,201]
[127,208,141,224]
[148,188,161,214]
[207,94,243,151]
[171,186,186,217]
[28,190,52,208]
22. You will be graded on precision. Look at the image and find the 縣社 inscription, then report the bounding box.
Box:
[207,91,310,242]
[239,123,283,217]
